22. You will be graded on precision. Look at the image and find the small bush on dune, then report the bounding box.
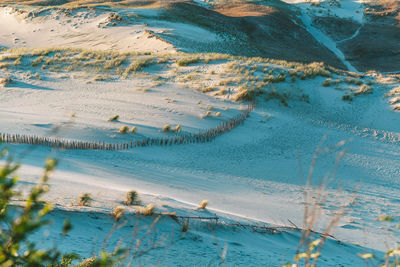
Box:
[162,124,171,132]
[215,112,221,117]
[78,193,93,206]
[108,115,119,121]
[130,126,137,133]
[124,190,140,205]
[118,125,129,133]
[199,200,208,209]
[234,87,257,102]
[174,124,181,132]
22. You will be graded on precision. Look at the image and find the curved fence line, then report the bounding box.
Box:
[0,104,254,150]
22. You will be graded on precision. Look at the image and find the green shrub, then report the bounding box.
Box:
[124,190,140,205]
[78,193,92,206]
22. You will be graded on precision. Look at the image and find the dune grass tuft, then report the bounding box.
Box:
[162,124,171,132]
[173,124,181,132]
[199,200,208,209]
[176,57,200,66]
[354,84,372,96]
[136,204,156,216]
[112,206,125,221]
[0,76,12,87]
[108,115,119,122]
[118,125,129,133]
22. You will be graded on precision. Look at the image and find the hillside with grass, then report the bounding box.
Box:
[0,0,399,266]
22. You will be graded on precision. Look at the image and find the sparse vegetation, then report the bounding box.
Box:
[299,94,310,103]
[181,219,189,232]
[176,57,200,66]
[78,193,93,206]
[123,57,155,78]
[344,77,363,85]
[136,204,156,216]
[354,84,372,96]
[342,93,353,102]
[162,124,171,132]
[234,87,257,102]
[265,89,289,107]
[0,76,12,87]
[386,86,400,97]
[118,125,129,133]
[174,124,181,132]
[322,78,332,87]
[199,200,208,210]
[108,115,119,121]
[112,206,125,221]
[124,190,140,205]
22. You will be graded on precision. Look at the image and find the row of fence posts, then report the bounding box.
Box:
[0,104,254,151]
